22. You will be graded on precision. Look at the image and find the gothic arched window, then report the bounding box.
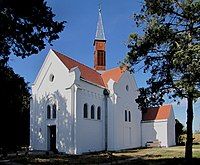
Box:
[83,103,88,118]
[91,105,95,119]
[52,104,56,119]
[97,106,101,120]
[47,105,51,119]
[125,110,127,122]
[128,111,131,122]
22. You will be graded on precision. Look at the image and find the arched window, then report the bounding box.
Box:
[83,103,88,118]
[125,110,127,121]
[52,104,56,119]
[128,111,131,122]
[47,105,51,119]
[91,105,95,119]
[97,106,101,120]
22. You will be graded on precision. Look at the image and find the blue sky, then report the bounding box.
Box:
[9,0,200,131]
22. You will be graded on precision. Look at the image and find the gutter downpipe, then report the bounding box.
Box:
[103,89,109,151]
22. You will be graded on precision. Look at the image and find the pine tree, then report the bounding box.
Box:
[123,0,200,161]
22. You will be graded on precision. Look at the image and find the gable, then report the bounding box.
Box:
[101,67,125,87]
[53,50,105,87]
[34,50,136,91]
[32,50,75,94]
[142,104,172,121]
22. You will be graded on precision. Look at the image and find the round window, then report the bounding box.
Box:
[49,74,54,82]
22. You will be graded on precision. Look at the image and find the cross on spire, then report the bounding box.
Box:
[95,1,106,41]
[98,0,102,12]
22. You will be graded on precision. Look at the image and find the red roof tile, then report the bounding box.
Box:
[101,67,125,86]
[142,104,172,121]
[53,50,105,87]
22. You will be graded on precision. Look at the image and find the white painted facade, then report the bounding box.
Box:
[106,72,141,150]
[30,50,175,154]
[30,50,142,154]
[30,6,175,154]
[141,109,176,147]
[30,50,76,153]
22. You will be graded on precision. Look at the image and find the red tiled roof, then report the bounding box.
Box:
[53,50,105,87]
[101,67,125,86]
[142,104,172,121]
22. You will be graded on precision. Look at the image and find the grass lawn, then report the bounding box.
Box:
[1,145,200,164]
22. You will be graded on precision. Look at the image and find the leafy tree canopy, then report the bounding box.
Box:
[0,0,65,151]
[0,63,30,150]
[123,0,200,160]
[0,0,65,63]
[124,0,200,107]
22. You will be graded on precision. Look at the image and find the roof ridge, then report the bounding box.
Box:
[102,67,124,73]
[143,104,173,121]
[52,49,101,75]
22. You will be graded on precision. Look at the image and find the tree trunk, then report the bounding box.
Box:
[185,95,193,161]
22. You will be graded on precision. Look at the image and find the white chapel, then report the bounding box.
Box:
[30,8,175,154]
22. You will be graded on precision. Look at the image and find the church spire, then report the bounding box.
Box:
[95,5,106,41]
[94,4,106,72]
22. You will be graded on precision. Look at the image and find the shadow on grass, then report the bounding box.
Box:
[2,154,200,165]
[2,152,132,164]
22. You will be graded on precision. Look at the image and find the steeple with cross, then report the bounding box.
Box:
[94,2,106,71]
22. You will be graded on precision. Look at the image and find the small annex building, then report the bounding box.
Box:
[30,7,175,154]
[141,105,175,147]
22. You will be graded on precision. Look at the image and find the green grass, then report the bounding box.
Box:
[1,145,200,164]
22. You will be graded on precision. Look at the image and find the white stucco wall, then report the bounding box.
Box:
[107,71,142,150]
[30,50,77,153]
[31,50,175,154]
[142,109,176,147]
[75,80,105,154]
[141,120,168,147]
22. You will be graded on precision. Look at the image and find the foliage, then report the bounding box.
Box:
[0,63,30,150]
[0,0,65,151]
[123,0,200,160]
[0,0,65,63]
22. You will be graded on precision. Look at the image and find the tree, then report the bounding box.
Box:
[0,0,65,63]
[123,0,200,161]
[0,63,30,151]
[0,0,65,152]
[175,119,185,145]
